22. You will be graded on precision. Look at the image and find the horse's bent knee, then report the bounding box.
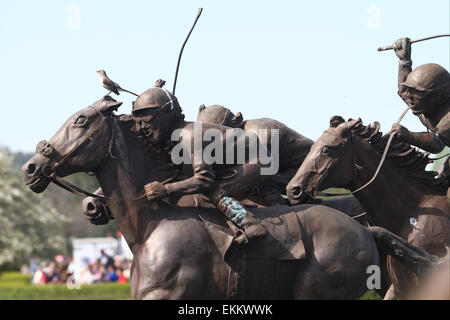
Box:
[140,288,173,300]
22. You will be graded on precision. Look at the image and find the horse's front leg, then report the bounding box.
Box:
[134,222,216,300]
[139,264,205,300]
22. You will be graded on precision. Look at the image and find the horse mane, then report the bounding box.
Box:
[350,120,447,194]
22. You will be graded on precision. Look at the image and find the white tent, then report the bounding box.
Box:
[69,236,133,283]
[71,236,133,269]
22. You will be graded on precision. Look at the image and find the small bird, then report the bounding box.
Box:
[96,70,139,96]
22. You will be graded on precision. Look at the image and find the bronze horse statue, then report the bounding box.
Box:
[22,98,436,299]
[287,117,450,299]
[82,105,368,226]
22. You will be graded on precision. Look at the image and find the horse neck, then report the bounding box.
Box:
[94,121,168,251]
[350,137,423,233]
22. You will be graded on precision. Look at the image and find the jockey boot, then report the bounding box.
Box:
[216,195,267,245]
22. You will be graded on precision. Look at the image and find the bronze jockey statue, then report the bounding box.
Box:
[390,37,450,155]
[197,104,314,205]
[132,80,269,245]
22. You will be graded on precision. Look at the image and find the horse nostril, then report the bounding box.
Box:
[87,202,96,212]
[291,185,302,196]
[27,163,36,175]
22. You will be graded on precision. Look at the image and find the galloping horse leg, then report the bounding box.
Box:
[136,254,208,300]
[131,216,229,300]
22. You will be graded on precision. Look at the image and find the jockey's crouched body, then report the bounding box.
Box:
[196,104,314,206]
[131,80,269,245]
[390,37,450,204]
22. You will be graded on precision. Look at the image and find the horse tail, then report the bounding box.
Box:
[368,226,440,275]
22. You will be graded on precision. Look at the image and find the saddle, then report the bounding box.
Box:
[204,205,308,299]
[207,210,306,260]
[176,193,307,262]
[175,194,308,298]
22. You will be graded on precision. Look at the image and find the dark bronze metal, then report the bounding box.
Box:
[132,80,178,115]
[287,118,450,299]
[197,104,314,205]
[391,37,450,155]
[22,99,440,299]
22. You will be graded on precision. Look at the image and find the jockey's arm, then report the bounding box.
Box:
[394,38,413,102]
[165,163,216,197]
[403,131,445,154]
[164,124,216,197]
[144,124,219,202]
[398,60,412,102]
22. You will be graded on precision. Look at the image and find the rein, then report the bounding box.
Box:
[48,174,147,201]
[315,105,411,197]
[36,106,146,201]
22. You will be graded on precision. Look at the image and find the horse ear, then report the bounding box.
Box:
[231,112,243,127]
[336,118,362,135]
[198,104,206,112]
[329,115,345,128]
[93,95,123,113]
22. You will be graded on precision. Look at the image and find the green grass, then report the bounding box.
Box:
[0,271,382,300]
[315,188,353,200]
[359,290,382,300]
[0,271,131,300]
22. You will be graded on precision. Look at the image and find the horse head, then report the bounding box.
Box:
[23,96,122,193]
[286,117,362,205]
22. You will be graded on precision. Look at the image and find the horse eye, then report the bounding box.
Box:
[321,146,332,155]
[75,116,88,126]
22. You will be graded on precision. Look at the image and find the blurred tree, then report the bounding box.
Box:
[0,149,68,270]
[45,176,119,238]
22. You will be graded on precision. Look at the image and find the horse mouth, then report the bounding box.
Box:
[26,175,50,193]
[410,105,421,114]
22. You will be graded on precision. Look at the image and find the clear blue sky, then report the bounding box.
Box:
[1,0,449,152]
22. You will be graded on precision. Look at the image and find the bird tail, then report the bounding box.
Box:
[119,88,139,97]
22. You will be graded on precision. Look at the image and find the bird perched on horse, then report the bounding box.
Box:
[97,69,139,97]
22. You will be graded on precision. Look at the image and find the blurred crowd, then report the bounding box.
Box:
[27,250,132,285]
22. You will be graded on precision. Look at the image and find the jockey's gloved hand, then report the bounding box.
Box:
[145,181,168,202]
[391,124,410,140]
[394,37,412,61]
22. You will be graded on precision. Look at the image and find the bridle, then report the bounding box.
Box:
[310,106,412,198]
[310,131,361,197]
[36,106,146,201]
[37,106,108,177]
[292,132,370,220]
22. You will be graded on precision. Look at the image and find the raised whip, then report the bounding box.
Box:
[377,34,450,52]
[172,8,203,95]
